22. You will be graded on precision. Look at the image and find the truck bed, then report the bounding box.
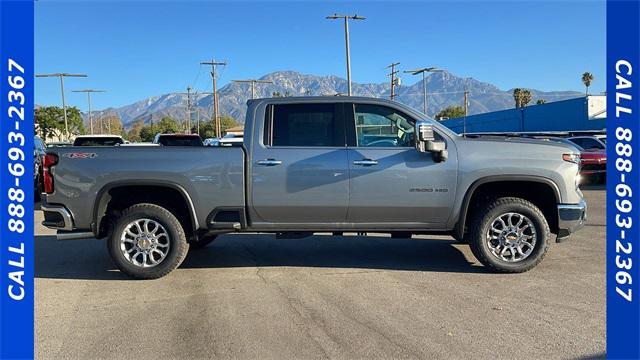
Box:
[45,146,245,231]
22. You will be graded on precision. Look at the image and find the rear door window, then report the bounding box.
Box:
[264,103,344,147]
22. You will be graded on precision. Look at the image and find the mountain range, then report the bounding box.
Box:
[86,70,583,129]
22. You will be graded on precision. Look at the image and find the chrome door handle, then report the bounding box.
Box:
[353,159,378,166]
[257,159,282,166]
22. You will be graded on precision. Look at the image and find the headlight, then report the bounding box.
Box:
[563,153,581,165]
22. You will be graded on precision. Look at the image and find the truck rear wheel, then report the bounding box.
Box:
[467,197,550,273]
[107,203,189,279]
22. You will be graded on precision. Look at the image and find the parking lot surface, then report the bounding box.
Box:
[35,188,605,359]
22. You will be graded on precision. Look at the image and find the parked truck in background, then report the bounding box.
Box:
[41,97,586,279]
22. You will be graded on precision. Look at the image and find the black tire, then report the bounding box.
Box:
[466,197,550,273]
[189,234,218,250]
[34,178,41,202]
[107,203,189,279]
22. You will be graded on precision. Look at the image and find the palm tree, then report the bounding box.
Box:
[582,72,594,96]
[521,90,532,107]
[513,88,522,108]
[513,88,532,108]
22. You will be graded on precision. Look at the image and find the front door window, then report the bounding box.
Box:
[354,104,414,148]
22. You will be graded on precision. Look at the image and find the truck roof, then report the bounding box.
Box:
[248,96,401,106]
[74,134,123,138]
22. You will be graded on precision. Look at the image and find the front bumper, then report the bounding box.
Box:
[556,199,587,242]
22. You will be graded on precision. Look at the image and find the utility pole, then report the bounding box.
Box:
[463,91,469,116]
[71,89,106,135]
[195,92,213,136]
[200,60,227,138]
[326,14,365,96]
[186,86,192,132]
[232,79,274,100]
[404,67,443,115]
[386,62,400,101]
[463,90,469,137]
[36,73,87,140]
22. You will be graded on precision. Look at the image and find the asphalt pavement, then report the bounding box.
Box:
[35,187,606,359]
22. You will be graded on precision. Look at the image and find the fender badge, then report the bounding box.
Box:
[62,152,97,159]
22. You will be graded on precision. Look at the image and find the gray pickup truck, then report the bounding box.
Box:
[41,97,586,279]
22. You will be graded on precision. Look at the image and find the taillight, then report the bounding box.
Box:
[43,154,58,194]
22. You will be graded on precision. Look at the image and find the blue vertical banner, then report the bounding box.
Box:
[607,0,640,358]
[0,0,35,359]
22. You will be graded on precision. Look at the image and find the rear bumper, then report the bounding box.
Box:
[41,203,74,231]
[41,203,95,240]
[556,199,587,242]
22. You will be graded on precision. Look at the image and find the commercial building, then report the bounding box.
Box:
[440,96,606,134]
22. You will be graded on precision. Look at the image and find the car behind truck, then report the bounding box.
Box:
[41,97,586,279]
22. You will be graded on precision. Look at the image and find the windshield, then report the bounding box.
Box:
[157,136,203,146]
[73,137,124,146]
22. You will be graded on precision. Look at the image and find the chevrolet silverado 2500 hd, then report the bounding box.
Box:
[41,97,586,279]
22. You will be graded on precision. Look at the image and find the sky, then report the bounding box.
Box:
[35,0,606,111]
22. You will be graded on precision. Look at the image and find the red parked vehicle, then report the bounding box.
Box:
[578,148,607,184]
[536,137,606,184]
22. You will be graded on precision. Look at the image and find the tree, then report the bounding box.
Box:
[155,116,179,134]
[435,106,465,120]
[139,126,156,142]
[35,105,85,140]
[126,119,145,142]
[582,72,594,96]
[513,88,532,108]
[513,88,522,108]
[95,114,123,135]
[272,91,291,97]
[197,120,216,139]
[197,115,240,139]
[219,115,238,133]
[521,90,532,107]
[536,99,546,105]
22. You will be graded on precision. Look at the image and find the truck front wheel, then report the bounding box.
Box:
[107,203,189,279]
[467,197,550,273]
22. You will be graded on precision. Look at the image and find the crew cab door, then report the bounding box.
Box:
[345,103,457,227]
[249,103,349,226]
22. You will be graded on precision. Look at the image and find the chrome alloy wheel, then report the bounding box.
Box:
[486,212,537,263]
[120,219,170,268]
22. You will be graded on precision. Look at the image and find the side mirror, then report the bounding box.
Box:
[415,120,448,162]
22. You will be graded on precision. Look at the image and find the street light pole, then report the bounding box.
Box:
[404,67,443,116]
[36,73,87,140]
[72,89,106,135]
[232,79,274,100]
[326,14,365,96]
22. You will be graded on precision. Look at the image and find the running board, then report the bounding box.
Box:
[56,231,95,241]
[209,222,241,230]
